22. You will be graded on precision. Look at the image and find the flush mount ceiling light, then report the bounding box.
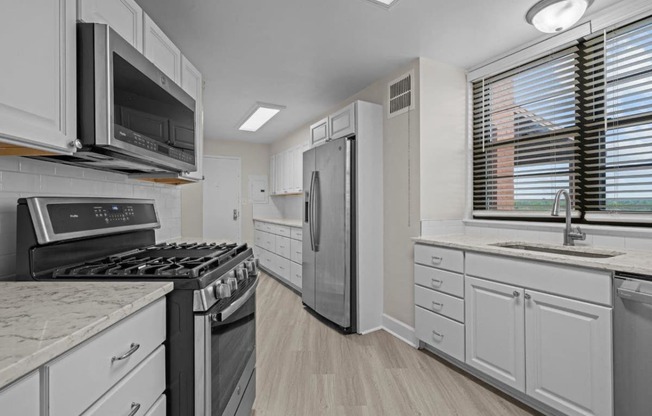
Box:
[363,0,399,9]
[238,102,286,132]
[526,0,593,33]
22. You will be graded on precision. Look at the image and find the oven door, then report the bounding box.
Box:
[195,286,256,416]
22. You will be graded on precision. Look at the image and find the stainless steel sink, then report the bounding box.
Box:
[491,242,624,259]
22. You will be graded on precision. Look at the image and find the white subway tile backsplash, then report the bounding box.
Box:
[0,159,182,278]
[2,172,40,192]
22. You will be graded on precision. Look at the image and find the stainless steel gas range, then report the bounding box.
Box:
[16,197,257,416]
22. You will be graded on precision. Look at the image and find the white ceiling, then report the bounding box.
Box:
[137,0,624,144]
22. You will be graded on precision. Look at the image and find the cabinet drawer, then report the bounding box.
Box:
[47,299,166,416]
[414,264,464,298]
[82,346,165,416]
[291,261,302,289]
[259,249,273,271]
[415,306,464,362]
[291,227,303,240]
[276,236,291,259]
[0,371,39,416]
[262,222,274,233]
[274,255,291,281]
[291,239,302,264]
[144,394,166,416]
[414,244,463,273]
[261,232,275,252]
[415,285,464,323]
[254,221,264,231]
[254,230,264,247]
[272,224,291,237]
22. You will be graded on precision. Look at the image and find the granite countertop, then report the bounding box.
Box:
[414,234,652,276]
[0,281,172,390]
[253,217,303,228]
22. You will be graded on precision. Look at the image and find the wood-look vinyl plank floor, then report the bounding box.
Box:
[253,273,540,416]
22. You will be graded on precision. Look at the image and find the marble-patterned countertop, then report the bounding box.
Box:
[0,281,172,390]
[414,234,652,275]
[253,217,302,228]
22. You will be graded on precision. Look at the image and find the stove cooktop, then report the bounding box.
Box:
[52,242,247,280]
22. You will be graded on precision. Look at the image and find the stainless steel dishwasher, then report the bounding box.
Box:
[614,272,652,416]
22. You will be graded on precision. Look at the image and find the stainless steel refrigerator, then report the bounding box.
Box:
[302,136,356,332]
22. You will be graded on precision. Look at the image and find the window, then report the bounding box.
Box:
[472,16,652,223]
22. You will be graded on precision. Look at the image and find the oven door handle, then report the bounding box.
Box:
[211,273,259,322]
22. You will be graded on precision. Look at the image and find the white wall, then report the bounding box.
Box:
[0,157,181,279]
[181,139,270,245]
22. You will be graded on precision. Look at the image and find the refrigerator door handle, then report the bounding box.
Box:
[313,171,320,251]
[309,171,317,252]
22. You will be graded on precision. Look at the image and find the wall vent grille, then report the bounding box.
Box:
[388,71,414,118]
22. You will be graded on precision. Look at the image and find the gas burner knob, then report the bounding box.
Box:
[215,282,231,299]
[227,270,236,280]
[245,259,258,276]
[235,267,247,282]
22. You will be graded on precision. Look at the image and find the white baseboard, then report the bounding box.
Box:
[382,314,418,348]
[359,326,383,335]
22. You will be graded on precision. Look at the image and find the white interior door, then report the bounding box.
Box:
[203,156,241,243]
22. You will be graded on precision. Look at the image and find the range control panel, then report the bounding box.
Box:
[47,202,158,234]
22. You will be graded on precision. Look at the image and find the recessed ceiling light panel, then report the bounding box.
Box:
[238,102,286,132]
[364,0,399,9]
[526,0,593,34]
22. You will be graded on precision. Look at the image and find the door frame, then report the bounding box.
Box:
[202,155,242,243]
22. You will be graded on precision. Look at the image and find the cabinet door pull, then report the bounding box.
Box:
[431,278,443,288]
[431,256,443,265]
[431,301,443,310]
[524,293,531,300]
[111,343,140,363]
[513,291,520,298]
[432,330,444,341]
[127,402,141,416]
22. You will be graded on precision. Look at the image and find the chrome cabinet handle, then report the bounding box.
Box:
[431,301,443,310]
[513,291,520,298]
[524,293,531,300]
[432,330,444,341]
[431,279,443,288]
[431,256,443,265]
[111,343,140,363]
[236,385,242,395]
[127,402,141,416]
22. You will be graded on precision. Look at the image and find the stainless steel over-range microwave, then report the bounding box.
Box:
[60,23,197,174]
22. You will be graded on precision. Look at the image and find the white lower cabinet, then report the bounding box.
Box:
[465,276,525,391]
[525,290,612,416]
[47,298,166,416]
[0,371,39,416]
[82,345,165,416]
[255,220,302,291]
[415,307,464,361]
[145,394,167,416]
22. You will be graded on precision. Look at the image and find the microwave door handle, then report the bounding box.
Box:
[211,273,259,322]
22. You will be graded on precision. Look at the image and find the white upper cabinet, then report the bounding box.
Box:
[180,56,203,181]
[525,290,613,416]
[0,0,77,155]
[310,118,328,146]
[329,103,356,141]
[465,276,526,392]
[143,14,181,84]
[77,0,143,51]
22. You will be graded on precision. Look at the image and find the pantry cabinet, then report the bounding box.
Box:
[143,14,182,84]
[465,276,525,391]
[77,0,143,51]
[0,0,77,155]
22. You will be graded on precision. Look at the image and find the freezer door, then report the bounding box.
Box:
[314,137,352,328]
[302,147,317,310]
